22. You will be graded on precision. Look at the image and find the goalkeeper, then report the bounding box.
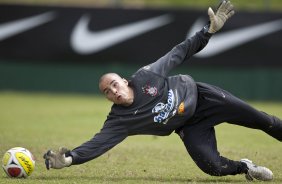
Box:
[44,1,282,181]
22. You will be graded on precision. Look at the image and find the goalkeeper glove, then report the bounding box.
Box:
[43,147,72,169]
[208,0,235,34]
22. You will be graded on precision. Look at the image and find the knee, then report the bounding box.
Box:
[266,115,282,141]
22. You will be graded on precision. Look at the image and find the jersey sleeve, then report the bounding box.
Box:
[145,25,212,76]
[67,119,128,165]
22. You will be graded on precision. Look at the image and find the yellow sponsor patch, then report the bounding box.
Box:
[178,102,185,114]
[15,152,34,176]
[2,152,11,166]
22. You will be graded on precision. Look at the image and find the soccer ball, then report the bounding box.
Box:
[2,147,35,178]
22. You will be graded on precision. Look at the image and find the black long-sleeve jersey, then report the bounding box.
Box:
[68,25,212,165]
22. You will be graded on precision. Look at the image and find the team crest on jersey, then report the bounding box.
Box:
[142,85,158,97]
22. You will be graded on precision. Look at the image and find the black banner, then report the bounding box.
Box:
[0,4,282,67]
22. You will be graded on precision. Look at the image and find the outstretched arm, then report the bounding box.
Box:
[145,0,235,76]
[43,120,128,169]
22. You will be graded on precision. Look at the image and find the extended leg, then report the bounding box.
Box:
[194,82,282,141]
[177,82,279,179]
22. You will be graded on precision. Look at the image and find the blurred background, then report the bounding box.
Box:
[0,0,282,100]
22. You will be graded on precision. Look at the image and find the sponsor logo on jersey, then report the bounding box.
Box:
[142,85,158,97]
[152,89,177,124]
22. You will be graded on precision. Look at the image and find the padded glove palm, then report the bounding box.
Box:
[208,0,235,33]
[43,147,72,169]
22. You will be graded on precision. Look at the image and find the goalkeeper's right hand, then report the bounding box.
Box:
[43,147,72,169]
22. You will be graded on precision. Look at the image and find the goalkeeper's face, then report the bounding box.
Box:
[99,73,134,106]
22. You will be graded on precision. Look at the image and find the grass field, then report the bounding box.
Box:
[0,91,282,184]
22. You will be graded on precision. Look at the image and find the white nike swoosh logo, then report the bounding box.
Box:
[0,12,56,41]
[187,18,282,58]
[71,14,173,54]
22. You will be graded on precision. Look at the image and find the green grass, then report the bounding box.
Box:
[0,91,282,184]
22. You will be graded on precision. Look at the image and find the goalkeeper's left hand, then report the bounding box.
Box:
[208,0,235,34]
[43,147,72,170]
